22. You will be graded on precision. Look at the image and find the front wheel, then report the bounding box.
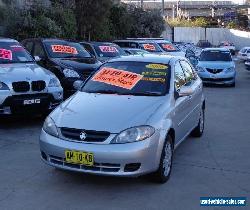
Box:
[151,135,173,183]
[191,108,205,137]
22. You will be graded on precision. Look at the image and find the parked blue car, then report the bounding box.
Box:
[196,48,236,87]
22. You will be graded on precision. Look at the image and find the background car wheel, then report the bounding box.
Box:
[191,108,205,137]
[151,135,173,184]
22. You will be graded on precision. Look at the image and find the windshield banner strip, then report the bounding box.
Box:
[0,48,12,60]
[92,67,143,90]
[51,45,78,54]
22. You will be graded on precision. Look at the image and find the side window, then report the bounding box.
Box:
[180,60,195,84]
[83,44,95,55]
[174,61,186,90]
[24,41,33,54]
[33,42,46,58]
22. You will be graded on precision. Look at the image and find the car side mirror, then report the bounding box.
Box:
[178,86,194,97]
[73,80,84,91]
[34,56,41,62]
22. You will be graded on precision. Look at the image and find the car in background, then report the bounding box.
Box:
[197,40,213,49]
[237,47,250,61]
[0,38,63,115]
[113,39,163,54]
[80,41,127,63]
[22,38,101,97]
[122,48,150,55]
[151,40,186,57]
[196,48,236,87]
[40,54,205,183]
[218,41,236,55]
[245,58,250,71]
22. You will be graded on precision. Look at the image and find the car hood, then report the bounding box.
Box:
[198,61,234,69]
[51,92,167,133]
[0,63,53,82]
[51,57,101,72]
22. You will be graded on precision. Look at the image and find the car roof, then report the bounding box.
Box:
[22,38,77,43]
[80,41,116,45]
[106,54,178,64]
[0,38,18,42]
[202,48,229,52]
[113,40,156,44]
[123,48,145,51]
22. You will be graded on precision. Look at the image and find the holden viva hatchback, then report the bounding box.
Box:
[196,48,236,87]
[0,38,63,115]
[40,54,205,183]
[22,38,101,97]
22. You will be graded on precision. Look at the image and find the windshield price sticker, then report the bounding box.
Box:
[92,67,143,90]
[146,63,168,70]
[142,77,166,83]
[142,44,156,51]
[162,44,175,50]
[51,45,78,54]
[99,46,118,53]
[0,48,12,60]
[142,71,167,76]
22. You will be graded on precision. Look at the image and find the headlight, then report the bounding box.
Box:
[63,68,80,78]
[0,82,9,90]
[196,66,205,72]
[225,67,235,73]
[111,126,155,144]
[43,117,59,137]
[48,77,61,87]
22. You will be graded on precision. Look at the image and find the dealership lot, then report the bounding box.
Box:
[0,61,249,210]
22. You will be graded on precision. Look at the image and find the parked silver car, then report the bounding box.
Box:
[0,38,63,115]
[40,54,205,183]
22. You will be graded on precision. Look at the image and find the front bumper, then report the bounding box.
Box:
[39,129,162,177]
[198,71,236,85]
[245,62,250,71]
[0,89,63,115]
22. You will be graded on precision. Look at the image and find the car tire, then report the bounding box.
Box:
[151,135,173,184]
[191,108,205,137]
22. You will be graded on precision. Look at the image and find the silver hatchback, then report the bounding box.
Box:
[40,54,205,183]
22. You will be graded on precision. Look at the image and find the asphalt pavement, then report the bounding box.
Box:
[0,61,250,210]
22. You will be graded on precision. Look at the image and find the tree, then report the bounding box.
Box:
[75,0,113,40]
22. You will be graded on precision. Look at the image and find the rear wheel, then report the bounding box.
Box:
[151,135,173,183]
[191,108,205,137]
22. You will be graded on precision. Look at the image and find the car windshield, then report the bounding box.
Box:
[200,50,232,61]
[129,49,150,55]
[139,43,162,52]
[82,61,170,96]
[94,44,126,57]
[0,41,34,64]
[158,42,179,52]
[44,41,91,58]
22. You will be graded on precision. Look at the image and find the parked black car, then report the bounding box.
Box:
[22,38,101,97]
[80,41,127,62]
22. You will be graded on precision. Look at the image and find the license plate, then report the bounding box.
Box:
[23,99,41,105]
[65,150,94,166]
[210,75,216,79]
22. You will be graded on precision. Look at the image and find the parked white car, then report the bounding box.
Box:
[237,47,250,61]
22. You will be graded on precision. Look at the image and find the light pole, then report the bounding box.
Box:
[141,0,143,9]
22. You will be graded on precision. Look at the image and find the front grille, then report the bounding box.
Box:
[202,77,234,82]
[32,80,46,91]
[47,155,120,172]
[206,68,223,74]
[12,81,30,92]
[60,127,110,142]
